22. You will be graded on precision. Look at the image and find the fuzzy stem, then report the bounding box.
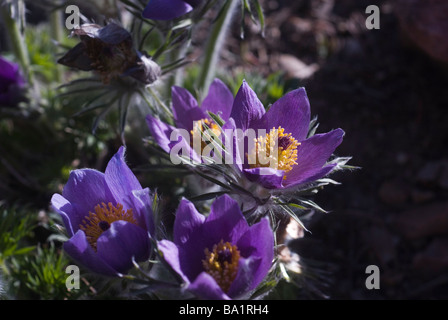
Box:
[49,5,64,82]
[196,0,238,99]
[0,1,32,83]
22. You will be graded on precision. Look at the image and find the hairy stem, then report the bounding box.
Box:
[0,0,32,83]
[196,0,238,99]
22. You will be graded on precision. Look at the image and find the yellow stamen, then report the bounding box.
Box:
[190,118,222,153]
[248,126,301,178]
[79,202,136,251]
[202,240,240,293]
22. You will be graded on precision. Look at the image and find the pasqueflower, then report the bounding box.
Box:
[158,195,274,299]
[146,78,233,163]
[227,81,345,189]
[0,56,25,106]
[51,147,154,276]
[143,0,202,20]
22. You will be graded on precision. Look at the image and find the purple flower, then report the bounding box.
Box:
[142,0,202,20]
[158,195,274,299]
[51,147,154,276]
[0,56,25,106]
[146,78,233,162]
[228,81,345,190]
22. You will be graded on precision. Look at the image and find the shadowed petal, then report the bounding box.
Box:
[171,85,198,126]
[263,88,311,141]
[235,218,273,289]
[96,221,150,274]
[205,195,250,244]
[96,23,131,45]
[243,167,285,189]
[188,272,230,300]
[56,42,93,71]
[158,239,190,284]
[146,115,176,154]
[132,188,155,235]
[227,256,260,298]
[285,163,337,189]
[201,78,234,121]
[142,0,193,20]
[230,81,265,131]
[64,230,119,276]
[179,107,208,131]
[284,128,345,186]
[172,199,208,279]
[173,199,205,246]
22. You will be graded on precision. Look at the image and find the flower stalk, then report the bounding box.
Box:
[196,0,239,98]
[0,0,32,84]
[49,4,64,83]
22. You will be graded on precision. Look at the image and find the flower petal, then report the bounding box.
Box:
[227,256,260,298]
[105,146,142,196]
[63,230,119,276]
[263,87,311,141]
[172,199,209,279]
[62,169,113,222]
[96,23,131,45]
[51,194,76,237]
[243,167,285,189]
[205,195,249,244]
[230,81,265,131]
[96,221,151,274]
[142,0,193,20]
[180,107,209,132]
[0,57,24,84]
[171,85,199,127]
[132,188,155,235]
[235,217,274,290]
[158,240,190,284]
[57,42,94,71]
[104,146,148,228]
[146,115,176,154]
[284,128,345,187]
[173,198,205,246]
[188,272,230,300]
[201,78,234,121]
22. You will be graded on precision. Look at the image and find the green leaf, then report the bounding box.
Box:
[12,246,35,256]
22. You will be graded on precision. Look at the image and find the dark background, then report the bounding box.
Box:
[225,0,448,299]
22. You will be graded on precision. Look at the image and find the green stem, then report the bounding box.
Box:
[196,0,238,99]
[50,5,64,83]
[0,1,32,83]
[146,85,174,124]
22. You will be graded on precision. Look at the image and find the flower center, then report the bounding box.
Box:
[247,126,301,177]
[79,202,137,251]
[190,118,222,154]
[202,240,240,293]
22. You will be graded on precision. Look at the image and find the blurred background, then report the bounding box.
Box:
[1,0,447,299]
